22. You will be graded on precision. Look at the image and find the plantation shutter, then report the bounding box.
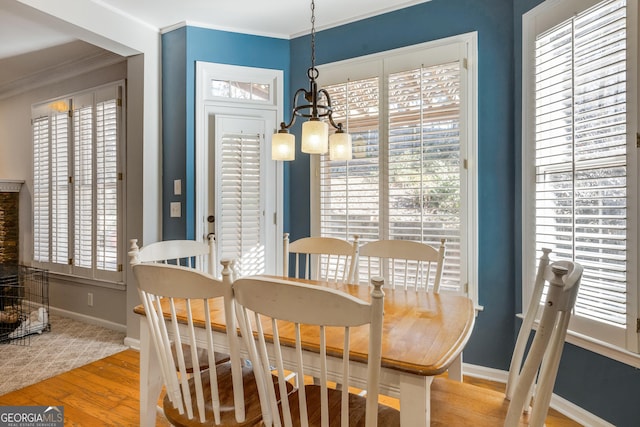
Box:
[73,95,93,269]
[51,110,70,265]
[534,0,627,342]
[320,77,380,242]
[32,116,50,262]
[321,57,464,292]
[95,92,120,272]
[387,62,462,289]
[217,117,264,277]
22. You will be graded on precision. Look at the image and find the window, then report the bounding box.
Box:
[210,79,271,102]
[32,82,124,283]
[313,35,477,299]
[523,0,639,357]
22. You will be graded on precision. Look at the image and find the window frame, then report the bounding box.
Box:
[522,0,640,363]
[31,81,126,286]
[311,33,479,305]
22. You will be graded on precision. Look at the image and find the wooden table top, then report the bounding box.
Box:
[134,276,475,377]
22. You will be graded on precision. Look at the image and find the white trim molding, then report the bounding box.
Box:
[464,363,615,427]
[48,306,127,334]
[0,179,24,192]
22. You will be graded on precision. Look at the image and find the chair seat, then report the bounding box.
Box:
[430,377,530,427]
[164,362,295,427]
[164,362,261,426]
[279,385,400,427]
[171,343,230,373]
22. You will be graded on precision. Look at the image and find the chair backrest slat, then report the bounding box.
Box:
[505,247,551,399]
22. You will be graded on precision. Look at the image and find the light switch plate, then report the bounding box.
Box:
[170,202,181,217]
[174,179,181,195]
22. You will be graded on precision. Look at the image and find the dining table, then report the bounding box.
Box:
[134,275,475,427]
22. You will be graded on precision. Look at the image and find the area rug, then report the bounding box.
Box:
[0,313,127,395]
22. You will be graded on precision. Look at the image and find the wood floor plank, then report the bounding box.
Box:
[0,349,580,426]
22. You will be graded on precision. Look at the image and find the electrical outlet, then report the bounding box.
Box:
[170,202,181,218]
[88,292,94,307]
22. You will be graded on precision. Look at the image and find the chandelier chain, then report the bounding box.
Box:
[310,0,316,71]
[272,0,351,160]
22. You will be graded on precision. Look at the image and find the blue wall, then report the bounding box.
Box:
[160,0,640,424]
[288,0,517,371]
[161,27,289,239]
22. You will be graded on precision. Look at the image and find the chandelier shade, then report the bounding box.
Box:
[272,131,295,161]
[271,0,352,162]
[301,119,329,154]
[329,131,352,161]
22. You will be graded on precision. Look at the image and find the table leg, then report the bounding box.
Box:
[448,352,463,382]
[399,373,434,427]
[139,317,163,427]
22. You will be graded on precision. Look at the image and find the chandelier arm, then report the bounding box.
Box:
[280,88,311,130]
[318,88,343,131]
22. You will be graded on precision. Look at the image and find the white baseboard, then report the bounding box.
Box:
[47,306,127,335]
[124,336,140,350]
[463,363,614,427]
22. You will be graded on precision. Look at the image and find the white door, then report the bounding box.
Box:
[205,109,279,276]
[195,62,284,277]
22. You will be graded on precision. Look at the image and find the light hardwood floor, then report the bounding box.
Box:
[0,349,580,426]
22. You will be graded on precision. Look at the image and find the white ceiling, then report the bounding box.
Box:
[0,8,75,60]
[0,0,429,94]
[0,0,430,59]
[100,0,430,38]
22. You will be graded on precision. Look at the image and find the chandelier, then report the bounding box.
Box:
[271,0,352,162]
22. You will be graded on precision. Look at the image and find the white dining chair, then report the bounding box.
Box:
[356,238,460,382]
[129,236,229,371]
[233,275,400,427]
[283,233,359,284]
[357,238,446,292]
[429,250,583,427]
[129,236,216,275]
[133,259,265,426]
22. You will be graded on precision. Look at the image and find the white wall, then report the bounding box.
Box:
[1,0,162,339]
